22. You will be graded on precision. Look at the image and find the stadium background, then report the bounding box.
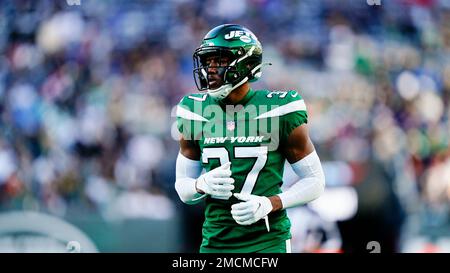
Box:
[0,0,449,252]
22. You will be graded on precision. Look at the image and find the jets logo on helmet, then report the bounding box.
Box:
[224,30,257,42]
[239,36,252,43]
[192,24,269,100]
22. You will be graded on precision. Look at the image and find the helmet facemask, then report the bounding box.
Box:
[193,45,261,100]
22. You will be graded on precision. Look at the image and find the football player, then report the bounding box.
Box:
[175,24,325,253]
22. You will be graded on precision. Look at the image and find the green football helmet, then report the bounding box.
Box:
[193,24,265,100]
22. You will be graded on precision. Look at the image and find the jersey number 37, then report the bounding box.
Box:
[202,146,268,199]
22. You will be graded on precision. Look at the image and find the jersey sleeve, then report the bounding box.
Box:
[176,94,208,141]
[176,96,189,138]
[279,90,308,142]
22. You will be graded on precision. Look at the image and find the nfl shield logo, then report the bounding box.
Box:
[226,121,235,131]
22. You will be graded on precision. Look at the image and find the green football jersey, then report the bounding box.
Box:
[176,89,308,253]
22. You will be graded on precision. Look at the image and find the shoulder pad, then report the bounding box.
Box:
[254,90,307,119]
[177,93,210,122]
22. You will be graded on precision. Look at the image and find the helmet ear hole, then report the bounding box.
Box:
[225,70,240,83]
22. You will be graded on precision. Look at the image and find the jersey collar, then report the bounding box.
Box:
[219,88,255,107]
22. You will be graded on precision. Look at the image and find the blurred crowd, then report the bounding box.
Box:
[0,0,449,252]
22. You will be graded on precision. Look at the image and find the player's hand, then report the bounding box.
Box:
[196,162,235,200]
[231,193,273,230]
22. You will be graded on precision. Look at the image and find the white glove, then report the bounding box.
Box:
[196,162,235,200]
[231,193,273,231]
